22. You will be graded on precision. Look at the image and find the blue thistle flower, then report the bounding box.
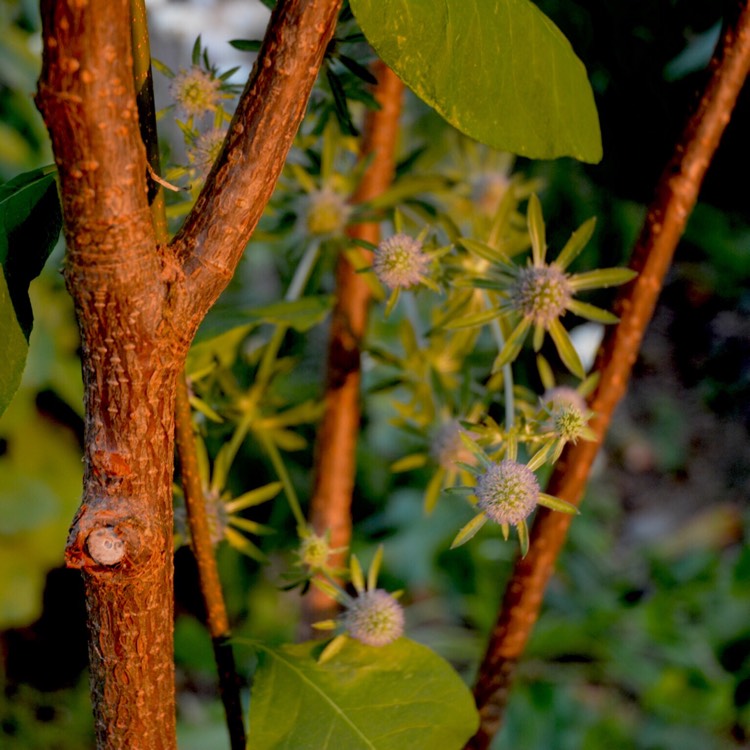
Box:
[373,233,430,290]
[343,589,405,647]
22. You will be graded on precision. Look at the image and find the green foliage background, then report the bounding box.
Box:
[1,1,750,749]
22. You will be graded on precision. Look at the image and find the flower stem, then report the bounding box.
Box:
[484,292,514,429]
[302,62,405,632]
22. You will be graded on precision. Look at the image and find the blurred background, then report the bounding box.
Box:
[1,0,749,748]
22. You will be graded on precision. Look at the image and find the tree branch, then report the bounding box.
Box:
[170,0,343,326]
[302,62,404,629]
[468,3,750,747]
[175,378,246,750]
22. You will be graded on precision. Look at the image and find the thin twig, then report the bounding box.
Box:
[302,62,405,629]
[468,3,750,747]
[130,3,245,747]
[175,378,246,750]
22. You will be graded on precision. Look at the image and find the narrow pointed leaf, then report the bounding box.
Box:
[450,513,488,549]
[548,317,585,378]
[367,546,383,592]
[555,217,597,270]
[527,442,554,472]
[444,306,504,331]
[391,453,429,473]
[492,317,531,371]
[517,519,529,556]
[229,39,263,52]
[566,298,619,324]
[536,354,555,390]
[527,194,545,266]
[538,492,579,514]
[458,430,492,468]
[457,237,510,265]
[532,323,545,352]
[350,555,365,594]
[312,578,347,605]
[568,267,637,291]
[224,528,267,561]
[318,634,349,664]
[424,469,445,514]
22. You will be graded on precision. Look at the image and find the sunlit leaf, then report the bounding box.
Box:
[450,512,489,549]
[367,546,383,592]
[246,639,479,748]
[391,453,429,472]
[568,267,637,291]
[492,317,531,371]
[548,317,585,378]
[527,194,546,266]
[0,166,62,416]
[538,492,579,514]
[555,217,597,270]
[225,482,282,513]
[566,299,619,324]
[350,555,366,594]
[350,0,602,162]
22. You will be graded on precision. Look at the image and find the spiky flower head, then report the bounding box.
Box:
[299,531,333,571]
[191,127,226,178]
[475,459,540,526]
[373,233,430,290]
[303,187,351,237]
[170,66,222,118]
[543,386,593,444]
[430,420,476,470]
[511,264,573,328]
[343,589,405,647]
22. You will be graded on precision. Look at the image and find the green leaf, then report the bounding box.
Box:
[246,639,479,749]
[0,267,27,418]
[548,317,585,378]
[350,0,602,163]
[0,166,62,337]
[568,267,637,291]
[527,194,546,266]
[229,39,263,52]
[566,298,619,324]
[194,295,334,343]
[538,492,579,515]
[492,317,531,371]
[0,166,62,417]
[554,216,597,270]
[450,512,489,549]
[390,453,429,473]
[444,306,504,331]
[458,237,510,266]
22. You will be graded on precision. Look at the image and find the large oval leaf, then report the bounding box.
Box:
[246,638,479,749]
[351,0,602,163]
[0,165,62,417]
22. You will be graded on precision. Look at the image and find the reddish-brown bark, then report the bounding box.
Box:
[303,62,404,626]
[468,3,750,748]
[36,0,342,746]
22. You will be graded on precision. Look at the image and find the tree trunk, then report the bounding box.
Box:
[35,0,342,746]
